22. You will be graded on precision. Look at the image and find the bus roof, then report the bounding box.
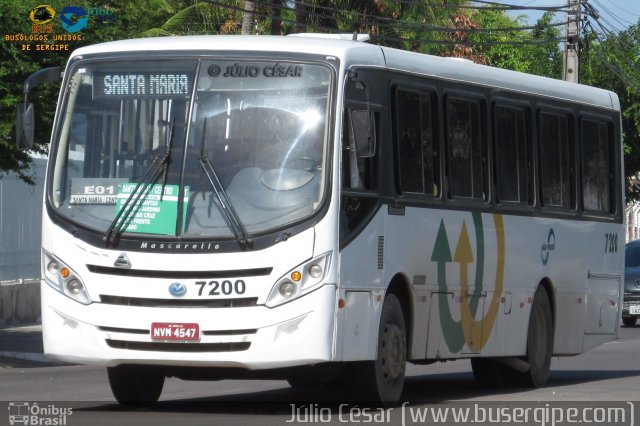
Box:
[70,35,619,110]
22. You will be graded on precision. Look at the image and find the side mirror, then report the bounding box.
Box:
[16,103,35,150]
[349,110,376,158]
[15,66,63,150]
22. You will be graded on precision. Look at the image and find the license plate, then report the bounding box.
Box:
[151,322,200,341]
[630,305,640,315]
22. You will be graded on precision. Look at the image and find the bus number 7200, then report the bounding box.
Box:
[196,280,246,296]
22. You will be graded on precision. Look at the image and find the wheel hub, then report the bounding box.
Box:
[381,323,406,380]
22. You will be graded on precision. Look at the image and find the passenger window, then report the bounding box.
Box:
[395,89,439,196]
[582,119,612,213]
[494,105,529,203]
[539,112,572,208]
[446,97,485,200]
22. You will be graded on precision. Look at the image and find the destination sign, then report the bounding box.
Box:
[115,184,189,235]
[93,72,192,99]
[69,178,126,205]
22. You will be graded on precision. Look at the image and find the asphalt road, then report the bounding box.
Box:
[0,325,639,426]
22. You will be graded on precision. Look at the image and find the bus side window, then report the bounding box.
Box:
[494,105,530,204]
[340,107,379,241]
[581,119,612,213]
[395,88,439,196]
[446,97,485,200]
[539,112,572,208]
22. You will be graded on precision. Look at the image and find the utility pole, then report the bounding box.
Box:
[563,0,581,82]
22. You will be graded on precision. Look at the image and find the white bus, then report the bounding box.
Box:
[17,34,624,404]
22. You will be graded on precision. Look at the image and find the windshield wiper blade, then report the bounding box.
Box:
[199,155,252,249]
[104,119,175,246]
[199,120,252,249]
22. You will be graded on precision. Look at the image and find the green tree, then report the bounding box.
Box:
[581,23,640,198]
[0,0,232,184]
[457,10,562,77]
[0,1,70,184]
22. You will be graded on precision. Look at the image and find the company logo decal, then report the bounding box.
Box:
[29,5,55,24]
[169,283,187,298]
[431,212,505,353]
[541,228,556,266]
[60,6,88,33]
[114,252,132,269]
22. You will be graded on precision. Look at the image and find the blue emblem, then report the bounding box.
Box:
[541,228,556,266]
[169,283,186,298]
[60,6,88,33]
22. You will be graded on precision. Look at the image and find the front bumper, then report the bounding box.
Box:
[42,282,337,369]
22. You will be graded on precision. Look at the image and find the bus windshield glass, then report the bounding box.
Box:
[49,58,332,239]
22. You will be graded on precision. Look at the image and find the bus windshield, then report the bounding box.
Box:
[49,58,332,240]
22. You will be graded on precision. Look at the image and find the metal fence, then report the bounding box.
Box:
[0,158,46,324]
[0,158,45,283]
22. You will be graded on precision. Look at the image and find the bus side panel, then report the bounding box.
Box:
[383,208,533,360]
[338,209,387,361]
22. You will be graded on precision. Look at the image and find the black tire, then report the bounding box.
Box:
[622,317,637,327]
[470,358,504,387]
[349,293,407,404]
[107,365,165,405]
[503,286,553,387]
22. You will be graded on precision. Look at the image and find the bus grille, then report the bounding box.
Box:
[106,339,251,352]
[87,265,272,279]
[99,295,258,308]
[98,326,258,336]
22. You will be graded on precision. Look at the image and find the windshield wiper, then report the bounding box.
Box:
[104,119,175,246]
[199,119,252,249]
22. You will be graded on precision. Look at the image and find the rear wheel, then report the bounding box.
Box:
[622,317,637,327]
[349,293,406,404]
[107,365,165,405]
[503,286,553,387]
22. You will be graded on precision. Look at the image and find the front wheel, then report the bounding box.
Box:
[349,293,407,404]
[107,365,165,405]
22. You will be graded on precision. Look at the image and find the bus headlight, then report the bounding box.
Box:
[279,282,297,298]
[42,251,91,305]
[266,252,332,308]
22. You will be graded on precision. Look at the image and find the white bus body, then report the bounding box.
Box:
[26,35,623,403]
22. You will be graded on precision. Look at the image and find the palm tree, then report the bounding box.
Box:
[241,1,256,34]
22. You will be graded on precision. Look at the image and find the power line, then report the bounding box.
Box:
[394,0,569,13]
[581,13,640,94]
[596,0,637,27]
[203,0,569,46]
[590,0,635,29]
[606,0,640,19]
[246,0,568,34]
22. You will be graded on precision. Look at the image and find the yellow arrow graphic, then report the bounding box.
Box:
[457,214,505,352]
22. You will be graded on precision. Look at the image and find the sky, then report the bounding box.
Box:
[501,0,640,33]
